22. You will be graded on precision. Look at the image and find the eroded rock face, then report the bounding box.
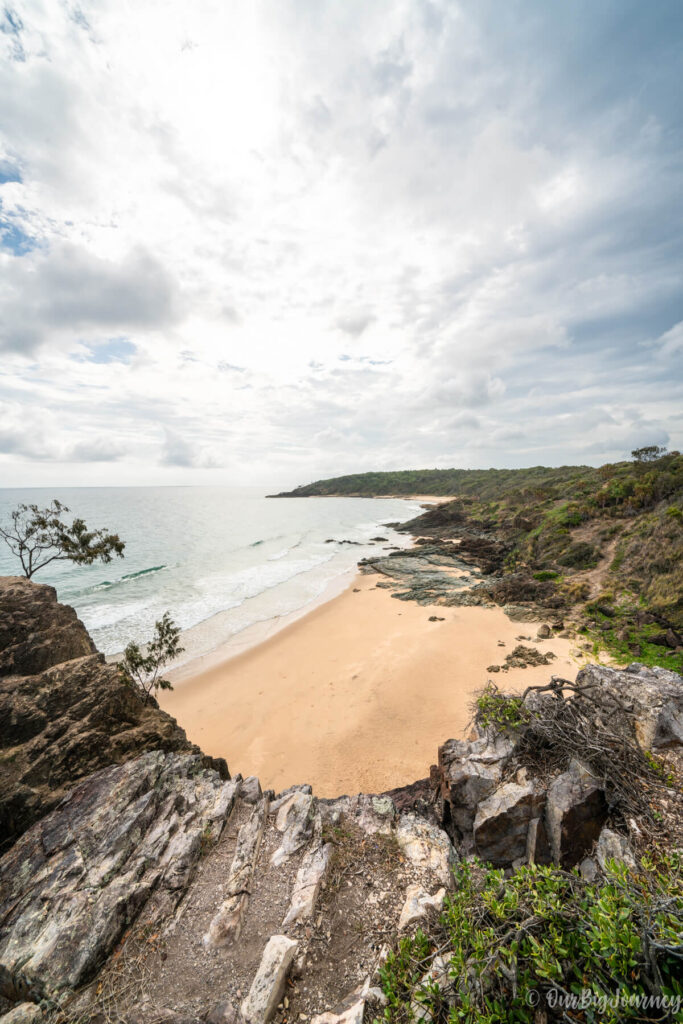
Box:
[0,751,238,1004]
[0,576,228,852]
[0,577,96,678]
[577,662,683,750]
[545,760,608,868]
[473,782,545,867]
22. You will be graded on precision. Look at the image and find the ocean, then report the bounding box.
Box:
[0,487,420,666]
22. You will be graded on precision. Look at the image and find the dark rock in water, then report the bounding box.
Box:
[0,577,228,853]
[0,751,240,1004]
[370,536,388,542]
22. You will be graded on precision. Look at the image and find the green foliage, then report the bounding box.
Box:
[532,570,559,581]
[475,684,528,730]
[375,856,683,1023]
[632,445,669,463]
[118,612,184,704]
[666,505,682,521]
[0,500,125,579]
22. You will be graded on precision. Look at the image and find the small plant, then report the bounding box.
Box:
[118,612,184,704]
[533,569,559,581]
[474,684,528,730]
[0,500,124,578]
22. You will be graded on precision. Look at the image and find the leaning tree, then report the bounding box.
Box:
[0,500,125,579]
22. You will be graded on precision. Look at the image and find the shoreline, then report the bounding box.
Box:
[159,569,582,797]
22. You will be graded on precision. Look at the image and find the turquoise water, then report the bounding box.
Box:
[0,487,419,662]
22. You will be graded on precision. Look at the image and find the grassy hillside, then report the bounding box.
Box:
[271,464,597,499]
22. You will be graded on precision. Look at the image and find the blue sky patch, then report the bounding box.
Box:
[79,338,138,364]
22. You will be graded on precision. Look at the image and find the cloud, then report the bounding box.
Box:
[0,245,180,353]
[0,0,680,485]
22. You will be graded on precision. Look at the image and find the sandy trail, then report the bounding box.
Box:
[160,577,583,797]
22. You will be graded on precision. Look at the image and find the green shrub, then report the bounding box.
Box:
[375,855,683,1023]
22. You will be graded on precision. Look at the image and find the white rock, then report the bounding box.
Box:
[272,792,317,867]
[311,999,365,1024]
[241,934,298,1024]
[282,842,331,927]
[0,1004,44,1024]
[595,828,637,872]
[396,814,458,886]
[398,884,446,930]
[204,796,269,947]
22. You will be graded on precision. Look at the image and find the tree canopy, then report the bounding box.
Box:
[0,500,125,579]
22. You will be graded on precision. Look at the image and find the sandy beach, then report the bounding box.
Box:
[160,576,581,798]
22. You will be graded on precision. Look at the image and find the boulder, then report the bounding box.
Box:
[437,734,514,840]
[241,935,297,1024]
[398,884,446,931]
[576,663,683,750]
[0,751,238,1003]
[595,828,637,872]
[396,814,458,887]
[473,782,545,867]
[545,760,607,868]
[271,792,317,866]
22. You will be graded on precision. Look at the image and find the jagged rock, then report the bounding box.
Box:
[437,734,513,840]
[398,884,446,930]
[473,782,545,867]
[0,751,238,1003]
[204,795,269,947]
[271,792,317,866]
[396,814,458,886]
[595,828,637,872]
[0,577,96,677]
[0,578,228,854]
[0,1004,44,1023]
[241,776,262,804]
[241,934,297,1024]
[545,760,607,868]
[269,784,312,815]
[282,842,331,928]
[577,663,683,749]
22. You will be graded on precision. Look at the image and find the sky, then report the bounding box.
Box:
[1,0,682,489]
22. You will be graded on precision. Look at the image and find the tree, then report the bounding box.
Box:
[0,500,125,579]
[631,445,668,463]
[118,612,184,704]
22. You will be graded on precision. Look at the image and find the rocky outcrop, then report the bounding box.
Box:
[576,661,683,749]
[0,577,96,677]
[0,751,239,1003]
[0,577,227,853]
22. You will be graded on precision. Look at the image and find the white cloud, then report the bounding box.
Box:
[0,0,681,487]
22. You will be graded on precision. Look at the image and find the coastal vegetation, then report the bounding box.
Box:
[376,854,683,1023]
[118,611,184,703]
[279,450,683,672]
[0,499,125,579]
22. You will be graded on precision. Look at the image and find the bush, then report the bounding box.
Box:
[375,855,683,1023]
[558,541,599,568]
